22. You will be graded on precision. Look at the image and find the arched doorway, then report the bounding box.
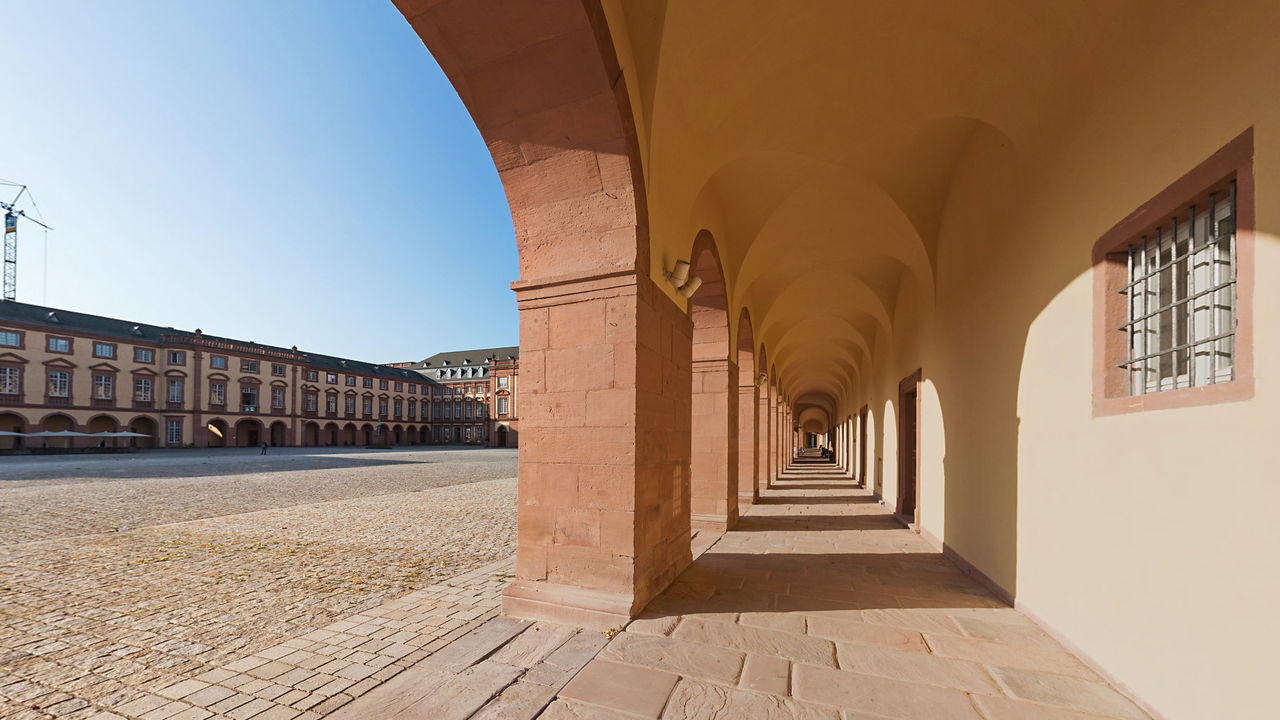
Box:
[341,423,356,446]
[419,426,429,444]
[361,423,373,446]
[87,415,120,449]
[323,422,339,446]
[689,231,737,532]
[736,308,759,506]
[40,413,76,449]
[234,419,262,447]
[303,421,319,446]
[392,425,403,445]
[0,412,27,450]
[128,417,156,449]
[497,425,508,448]
[405,424,416,445]
[206,418,229,447]
[270,421,287,447]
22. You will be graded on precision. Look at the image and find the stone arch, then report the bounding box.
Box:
[303,421,320,447]
[234,418,263,448]
[736,307,759,505]
[125,416,156,450]
[687,229,738,533]
[342,422,357,446]
[269,421,287,447]
[323,422,339,446]
[0,411,26,450]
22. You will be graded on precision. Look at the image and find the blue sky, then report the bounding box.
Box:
[3,0,516,363]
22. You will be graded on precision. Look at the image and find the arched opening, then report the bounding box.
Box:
[40,413,76,449]
[392,424,403,445]
[688,231,738,533]
[206,418,229,448]
[341,423,357,446]
[270,421,287,447]
[323,422,339,447]
[127,417,156,450]
[736,309,758,506]
[234,419,262,448]
[419,426,429,444]
[87,415,119,449]
[360,423,373,446]
[0,411,26,451]
[303,421,319,447]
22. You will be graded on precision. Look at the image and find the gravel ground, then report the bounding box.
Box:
[0,448,518,719]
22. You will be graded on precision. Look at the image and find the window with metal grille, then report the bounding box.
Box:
[1117,180,1237,395]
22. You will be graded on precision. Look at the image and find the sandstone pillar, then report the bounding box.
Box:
[690,359,739,531]
[504,272,692,629]
[737,382,759,506]
[757,388,770,495]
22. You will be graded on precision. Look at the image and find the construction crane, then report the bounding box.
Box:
[1,182,52,302]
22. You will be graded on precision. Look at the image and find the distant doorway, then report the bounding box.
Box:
[235,419,261,448]
[270,421,287,447]
[897,370,921,527]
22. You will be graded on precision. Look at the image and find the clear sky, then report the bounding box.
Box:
[3,0,517,363]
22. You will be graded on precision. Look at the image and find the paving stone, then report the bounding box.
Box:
[834,643,1000,694]
[806,616,928,653]
[923,632,1096,679]
[469,680,558,720]
[661,678,840,719]
[673,617,836,667]
[391,660,523,720]
[600,631,745,685]
[417,617,531,674]
[559,659,678,718]
[740,654,789,696]
[490,623,579,669]
[989,666,1149,720]
[539,699,640,719]
[973,694,1129,720]
[792,663,983,719]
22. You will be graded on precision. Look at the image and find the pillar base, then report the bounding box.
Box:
[502,580,635,632]
[691,508,739,533]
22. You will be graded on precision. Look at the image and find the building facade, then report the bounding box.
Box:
[0,301,518,450]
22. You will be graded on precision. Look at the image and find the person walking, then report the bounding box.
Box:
[260,441,268,455]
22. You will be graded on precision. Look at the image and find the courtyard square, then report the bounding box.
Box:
[0,448,518,719]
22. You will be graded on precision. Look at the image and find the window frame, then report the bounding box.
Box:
[47,335,72,354]
[134,347,155,364]
[92,342,117,359]
[210,355,228,370]
[1092,129,1255,416]
[0,329,23,348]
[168,350,186,366]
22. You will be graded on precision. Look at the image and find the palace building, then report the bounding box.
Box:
[0,300,518,450]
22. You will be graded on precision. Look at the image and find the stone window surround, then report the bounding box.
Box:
[1092,128,1255,416]
[92,341,117,359]
[46,335,73,354]
[0,328,25,349]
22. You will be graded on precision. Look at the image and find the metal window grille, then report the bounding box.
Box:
[1118,180,1237,395]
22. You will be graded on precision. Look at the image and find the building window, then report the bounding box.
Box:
[135,377,153,402]
[476,425,483,440]
[379,380,388,390]
[408,383,417,394]
[168,351,185,365]
[93,342,115,359]
[211,356,228,370]
[393,399,402,417]
[442,403,451,419]
[454,402,461,418]
[47,336,70,353]
[326,394,338,413]
[241,360,260,373]
[93,374,113,400]
[305,392,317,412]
[345,396,356,415]
[1,366,21,394]
[464,427,472,440]
[394,382,403,392]
[346,375,356,386]
[498,397,509,415]
[135,348,154,363]
[464,402,472,418]
[210,382,226,406]
[1095,131,1254,416]
[272,387,286,409]
[363,377,373,388]
[327,373,337,384]
[48,371,70,397]
[498,376,509,388]
[408,399,416,419]
[363,397,372,415]
[1117,182,1238,395]
[0,330,20,347]
[167,419,182,445]
[242,386,259,410]
[272,363,286,377]
[306,370,318,382]
[168,379,184,403]
[379,399,388,416]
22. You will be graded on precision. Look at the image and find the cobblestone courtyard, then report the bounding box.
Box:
[0,448,519,719]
